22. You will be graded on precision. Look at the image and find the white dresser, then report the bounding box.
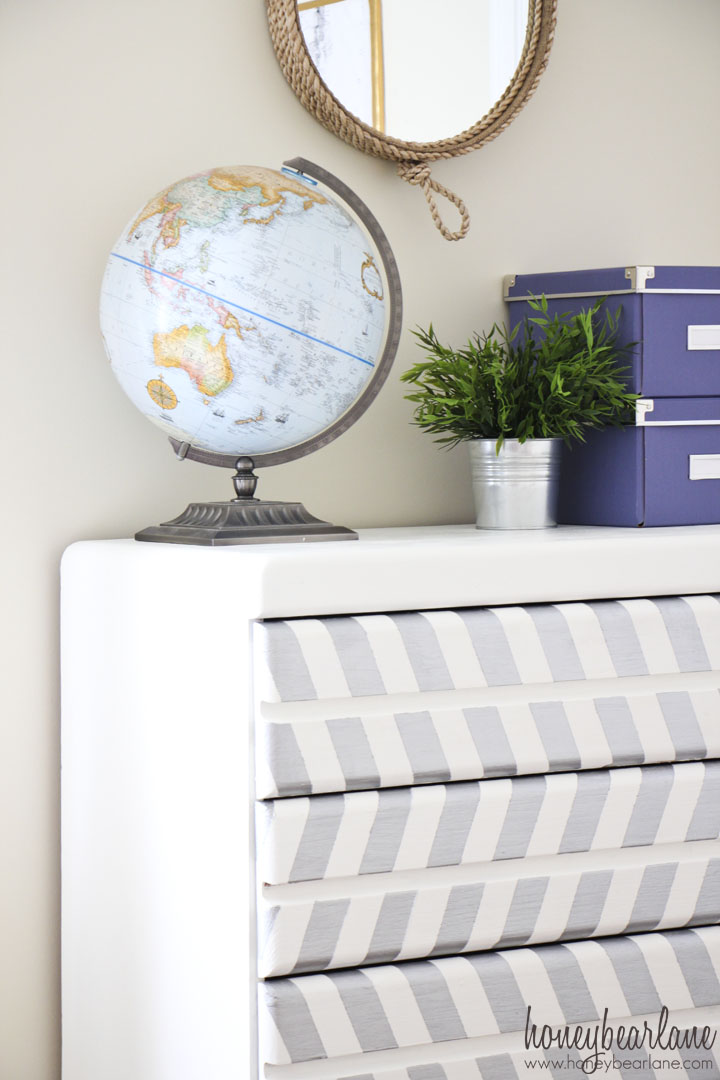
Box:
[61,525,720,1080]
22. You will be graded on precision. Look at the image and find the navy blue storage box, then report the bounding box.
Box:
[505,265,720,526]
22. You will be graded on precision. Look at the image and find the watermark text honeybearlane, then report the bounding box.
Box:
[525,1007,717,1073]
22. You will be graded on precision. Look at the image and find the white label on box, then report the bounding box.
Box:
[689,454,720,480]
[687,325,720,350]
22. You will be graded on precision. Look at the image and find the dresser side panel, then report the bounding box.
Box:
[61,542,257,1080]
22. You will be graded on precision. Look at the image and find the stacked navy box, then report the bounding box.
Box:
[505,265,720,526]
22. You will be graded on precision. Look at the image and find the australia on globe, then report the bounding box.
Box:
[100,164,389,457]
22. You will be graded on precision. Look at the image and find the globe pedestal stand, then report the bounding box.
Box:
[134,457,358,546]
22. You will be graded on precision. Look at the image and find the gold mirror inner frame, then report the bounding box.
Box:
[266,0,557,241]
[298,0,388,134]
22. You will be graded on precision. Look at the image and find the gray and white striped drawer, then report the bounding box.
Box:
[255,597,720,704]
[257,686,720,798]
[258,762,720,886]
[259,927,720,1070]
[258,842,720,978]
[253,596,720,797]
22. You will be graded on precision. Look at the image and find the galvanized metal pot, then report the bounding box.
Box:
[468,438,562,529]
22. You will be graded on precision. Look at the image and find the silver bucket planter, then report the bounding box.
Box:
[469,437,562,529]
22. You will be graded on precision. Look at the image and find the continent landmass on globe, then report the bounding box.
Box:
[128,167,328,252]
[207,299,257,342]
[153,325,233,397]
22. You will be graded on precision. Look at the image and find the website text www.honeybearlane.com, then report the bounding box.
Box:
[524,1006,717,1074]
[525,1057,715,1072]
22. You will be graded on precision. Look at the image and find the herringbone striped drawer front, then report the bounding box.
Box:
[257,687,720,797]
[259,845,720,977]
[258,762,720,885]
[254,597,720,798]
[259,927,720,1067]
[255,596,720,703]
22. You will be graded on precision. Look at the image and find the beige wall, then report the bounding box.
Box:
[2,0,719,1075]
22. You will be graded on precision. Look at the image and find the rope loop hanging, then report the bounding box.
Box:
[397,163,470,242]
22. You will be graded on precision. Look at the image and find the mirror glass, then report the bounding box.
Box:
[297,0,530,144]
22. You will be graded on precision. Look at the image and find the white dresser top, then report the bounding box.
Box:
[63,524,720,619]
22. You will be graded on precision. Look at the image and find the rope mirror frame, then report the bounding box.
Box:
[266,0,557,241]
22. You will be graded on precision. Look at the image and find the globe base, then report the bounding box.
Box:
[134,498,357,546]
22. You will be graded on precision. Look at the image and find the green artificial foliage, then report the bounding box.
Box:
[401,296,640,451]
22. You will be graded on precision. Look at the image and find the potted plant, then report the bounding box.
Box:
[401,296,639,529]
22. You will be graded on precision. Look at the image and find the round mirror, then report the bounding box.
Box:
[267,0,556,240]
[297,0,530,144]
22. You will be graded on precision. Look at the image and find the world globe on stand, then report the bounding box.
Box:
[101,162,391,457]
[99,159,401,544]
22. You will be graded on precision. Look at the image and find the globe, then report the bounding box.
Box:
[100,160,397,461]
